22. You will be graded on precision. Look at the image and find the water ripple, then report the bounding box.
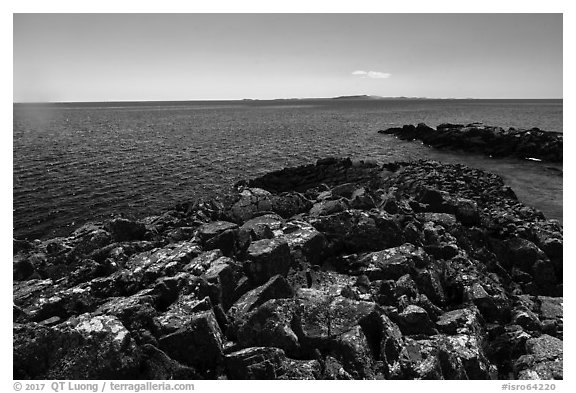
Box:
[13,100,563,239]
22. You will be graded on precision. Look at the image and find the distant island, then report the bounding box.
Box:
[331,95,430,100]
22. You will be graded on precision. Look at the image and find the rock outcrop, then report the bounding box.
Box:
[379,123,562,162]
[13,157,563,380]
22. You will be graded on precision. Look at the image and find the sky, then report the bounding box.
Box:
[13,13,563,102]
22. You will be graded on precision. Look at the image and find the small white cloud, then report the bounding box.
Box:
[352,70,391,79]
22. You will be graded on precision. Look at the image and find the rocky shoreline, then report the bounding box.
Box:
[13,157,563,380]
[379,123,562,162]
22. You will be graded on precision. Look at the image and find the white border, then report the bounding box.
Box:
[4,2,572,390]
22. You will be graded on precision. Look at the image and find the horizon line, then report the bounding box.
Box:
[13,96,564,105]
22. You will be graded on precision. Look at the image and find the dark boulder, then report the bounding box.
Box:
[140,344,202,379]
[395,305,438,336]
[514,335,563,380]
[244,238,293,285]
[240,214,283,240]
[158,309,224,372]
[104,218,146,242]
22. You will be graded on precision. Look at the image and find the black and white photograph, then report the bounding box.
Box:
[9,4,567,385]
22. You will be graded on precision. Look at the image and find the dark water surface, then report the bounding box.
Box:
[13,99,563,240]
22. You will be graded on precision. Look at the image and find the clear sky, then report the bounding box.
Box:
[13,13,563,102]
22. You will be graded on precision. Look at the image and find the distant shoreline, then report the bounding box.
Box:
[13,97,564,106]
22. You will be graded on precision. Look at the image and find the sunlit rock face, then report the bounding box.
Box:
[13,158,562,380]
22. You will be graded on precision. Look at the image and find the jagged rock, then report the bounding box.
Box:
[436,334,495,379]
[125,240,201,285]
[296,288,377,340]
[104,218,146,242]
[512,307,542,332]
[184,250,223,275]
[240,214,283,240]
[228,188,274,222]
[506,237,547,272]
[11,157,563,380]
[514,335,563,380]
[280,358,322,380]
[395,274,419,298]
[410,294,444,321]
[14,314,141,379]
[227,275,294,336]
[396,305,438,336]
[412,265,446,306]
[464,282,507,322]
[436,307,484,336]
[13,255,36,281]
[197,221,238,241]
[331,324,375,379]
[158,309,224,372]
[379,124,562,162]
[236,298,301,356]
[225,347,286,379]
[398,338,444,379]
[537,297,562,323]
[310,210,402,253]
[269,192,313,219]
[331,183,357,198]
[351,244,429,280]
[454,198,480,226]
[277,221,326,265]
[201,256,243,310]
[205,228,250,258]
[323,356,354,379]
[244,238,292,285]
[309,199,347,217]
[95,289,158,332]
[140,344,201,379]
[156,295,213,334]
[14,280,98,322]
[349,187,376,209]
[185,251,244,308]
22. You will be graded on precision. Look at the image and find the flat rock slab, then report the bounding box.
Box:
[197,221,239,241]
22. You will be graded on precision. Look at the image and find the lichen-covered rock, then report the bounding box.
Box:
[12,157,563,380]
[351,244,429,280]
[197,221,239,241]
[225,347,286,379]
[155,295,212,334]
[227,275,294,334]
[236,298,301,356]
[14,280,99,323]
[277,221,326,266]
[244,238,293,285]
[396,305,438,336]
[240,214,283,240]
[158,309,224,372]
[514,335,563,380]
[309,210,403,253]
[228,188,274,223]
[436,307,484,336]
[309,199,348,217]
[14,314,142,379]
[94,289,158,332]
[125,240,201,285]
[280,358,322,380]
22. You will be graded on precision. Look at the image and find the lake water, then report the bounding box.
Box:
[13,98,563,240]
